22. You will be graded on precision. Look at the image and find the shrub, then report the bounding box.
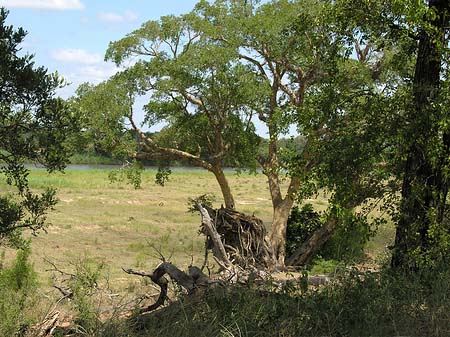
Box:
[286,204,376,262]
[0,245,38,336]
[127,268,450,337]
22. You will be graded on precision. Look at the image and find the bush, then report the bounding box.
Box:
[0,245,38,336]
[286,204,375,262]
[128,268,450,337]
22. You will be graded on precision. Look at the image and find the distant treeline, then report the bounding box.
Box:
[71,130,306,168]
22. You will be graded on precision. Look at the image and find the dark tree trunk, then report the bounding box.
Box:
[391,0,450,269]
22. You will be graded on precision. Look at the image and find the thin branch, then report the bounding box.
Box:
[239,53,270,81]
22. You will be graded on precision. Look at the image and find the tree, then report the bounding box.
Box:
[79,0,434,271]
[320,0,450,270]
[191,0,396,266]
[391,0,450,270]
[0,8,76,247]
[75,14,263,209]
[79,0,399,268]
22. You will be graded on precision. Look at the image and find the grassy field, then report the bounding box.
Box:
[1,168,394,293]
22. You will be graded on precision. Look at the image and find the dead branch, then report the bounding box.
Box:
[53,285,73,300]
[31,311,60,337]
[195,201,233,270]
[123,261,210,313]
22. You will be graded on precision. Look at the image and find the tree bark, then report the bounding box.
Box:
[286,217,337,266]
[268,199,295,267]
[211,166,235,209]
[391,0,450,269]
[258,130,302,267]
[196,202,233,270]
[130,119,236,210]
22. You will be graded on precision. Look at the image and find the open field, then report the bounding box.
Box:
[1,168,394,293]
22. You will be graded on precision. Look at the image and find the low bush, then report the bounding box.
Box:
[0,245,38,336]
[127,268,450,337]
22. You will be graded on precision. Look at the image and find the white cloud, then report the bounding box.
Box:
[78,64,118,82]
[97,10,138,23]
[56,63,119,98]
[0,0,85,10]
[50,48,102,65]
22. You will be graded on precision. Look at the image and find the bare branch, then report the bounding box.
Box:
[128,114,214,171]
[195,201,233,269]
[239,53,269,80]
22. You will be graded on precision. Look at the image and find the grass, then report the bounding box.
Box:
[1,168,394,291]
[1,168,275,291]
[61,268,450,337]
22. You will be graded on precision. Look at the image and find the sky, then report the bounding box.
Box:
[0,0,199,98]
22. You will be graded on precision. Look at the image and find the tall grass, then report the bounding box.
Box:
[54,266,450,337]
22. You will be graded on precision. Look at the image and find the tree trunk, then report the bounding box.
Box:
[211,166,235,209]
[131,120,236,210]
[286,217,337,266]
[268,199,294,267]
[391,0,450,269]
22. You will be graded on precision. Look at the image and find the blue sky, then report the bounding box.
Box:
[0,0,199,98]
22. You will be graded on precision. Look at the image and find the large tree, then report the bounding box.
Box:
[78,0,435,270]
[319,0,450,270]
[190,0,398,266]
[0,8,76,246]
[78,0,400,268]
[75,14,262,209]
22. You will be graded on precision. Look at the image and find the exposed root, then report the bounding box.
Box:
[201,204,275,269]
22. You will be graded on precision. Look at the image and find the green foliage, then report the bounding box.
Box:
[0,245,37,336]
[69,258,104,333]
[69,151,120,165]
[84,11,263,173]
[108,160,144,189]
[187,193,216,213]
[286,204,376,262]
[46,256,107,335]
[285,204,322,257]
[0,8,76,246]
[155,166,171,186]
[0,188,59,248]
[122,268,450,337]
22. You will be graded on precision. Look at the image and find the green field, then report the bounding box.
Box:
[0,168,420,337]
